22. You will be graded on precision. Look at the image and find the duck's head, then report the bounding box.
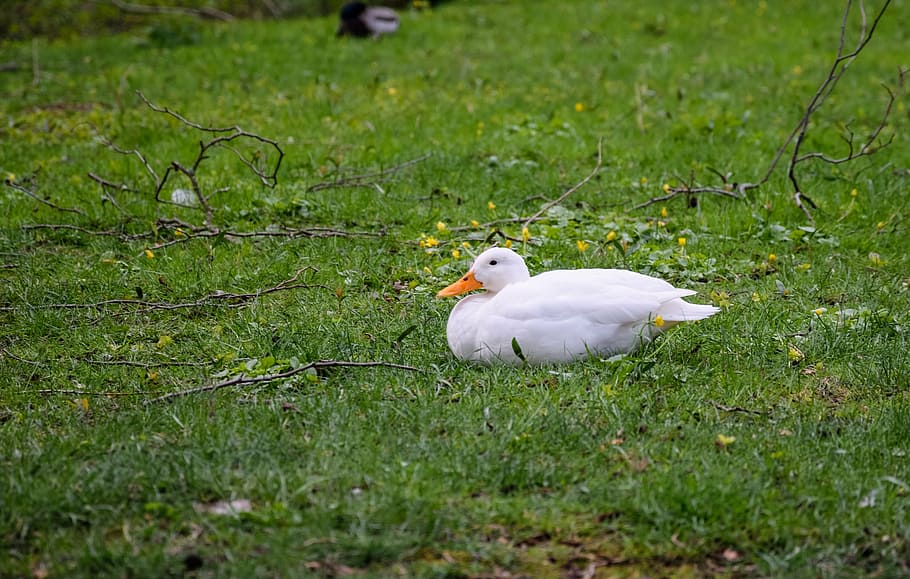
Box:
[437,247,531,297]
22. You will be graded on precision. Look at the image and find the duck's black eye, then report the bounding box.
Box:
[489,260,498,266]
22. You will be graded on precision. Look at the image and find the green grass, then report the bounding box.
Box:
[2,1,910,576]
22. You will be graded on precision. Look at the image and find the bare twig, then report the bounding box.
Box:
[5,178,86,216]
[637,0,896,217]
[21,223,153,241]
[709,400,771,417]
[37,389,141,397]
[2,268,320,315]
[306,153,431,192]
[522,139,603,231]
[147,359,421,403]
[111,0,235,21]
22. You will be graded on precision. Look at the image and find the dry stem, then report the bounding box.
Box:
[147,360,420,403]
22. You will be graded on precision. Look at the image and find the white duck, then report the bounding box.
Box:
[437,247,719,364]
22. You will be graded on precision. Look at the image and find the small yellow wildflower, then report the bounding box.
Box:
[387,87,398,96]
[521,227,530,242]
[797,263,811,271]
[653,315,665,327]
[487,201,496,210]
[423,236,439,248]
[850,188,858,198]
[813,308,826,315]
[451,249,461,259]
[768,253,777,263]
[869,252,884,266]
[876,221,886,230]
[662,183,671,193]
[751,292,763,302]
[715,434,736,448]
[145,249,155,259]
[606,230,617,242]
[791,65,803,75]
[461,241,471,248]
[574,102,585,112]
[576,240,590,252]
[639,177,648,185]
[175,228,185,238]
[423,266,432,274]
[436,221,448,233]
[4,172,15,183]
[677,237,687,247]
[470,219,480,228]
[504,239,512,248]
[660,206,668,218]
[787,345,805,363]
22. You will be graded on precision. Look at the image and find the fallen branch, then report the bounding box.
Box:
[306,153,431,192]
[1,267,321,314]
[709,400,771,417]
[37,389,142,397]
[522,139,603,230]
[637,0,897,218]
[111,0,235,21]
[147,359,421,403]
[5,177,86,216]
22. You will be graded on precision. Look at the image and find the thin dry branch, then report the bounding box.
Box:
[111,0,235,21]
[306,153,431,192]
[37,389,142,397]
[2,268,320,315]
[147,359,421,403]
[636,0,896,218]
[21,223,154,242]
[709,400,771,417]
[5,178,86,216]
[522,139,603,230]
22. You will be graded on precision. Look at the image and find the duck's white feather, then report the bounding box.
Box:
[440,248,718,364]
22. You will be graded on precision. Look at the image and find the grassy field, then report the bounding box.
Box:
[2,1,909,576]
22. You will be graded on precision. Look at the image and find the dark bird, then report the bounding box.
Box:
[337,2,400,38]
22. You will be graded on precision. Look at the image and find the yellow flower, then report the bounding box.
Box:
[504,239,512,248]
[470,219,480,228]
[869,252,884,266]
[487,201,496,210]
[662,183,671,193]
[797,263,811,271]
[424,236,439,248]
[606,230,617,242]
[653,315,665,327]
[574,102,585,112]
[677,237,686,247]
[876,221,886,230]
[436,221,448,233]
[521,227,530,242]
[850,188,858,198]
[787,345,805,363]
[387,87,398,96]
[175,228,185,238]
[813,307,826,315]
[715,434,736,448]
[461,241,471,248]
[791,65,803,75]
[768,253,776,263]
[4,172,15,183]
[639,176,648,185]
[451,249,461,259]
[145,249,155,259]
[576,240,590,252]
[660,206,668,218]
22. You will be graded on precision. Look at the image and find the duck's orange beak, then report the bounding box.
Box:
[437,270,483,297]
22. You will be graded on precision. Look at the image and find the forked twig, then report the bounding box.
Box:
[1,268,320,315]
[522,139,603,230]
[147,360,421,403]
[5,178,86,216]
[306,153,431,192]
[636,0,897,218]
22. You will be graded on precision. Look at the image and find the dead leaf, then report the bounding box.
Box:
[722,548,741,561]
